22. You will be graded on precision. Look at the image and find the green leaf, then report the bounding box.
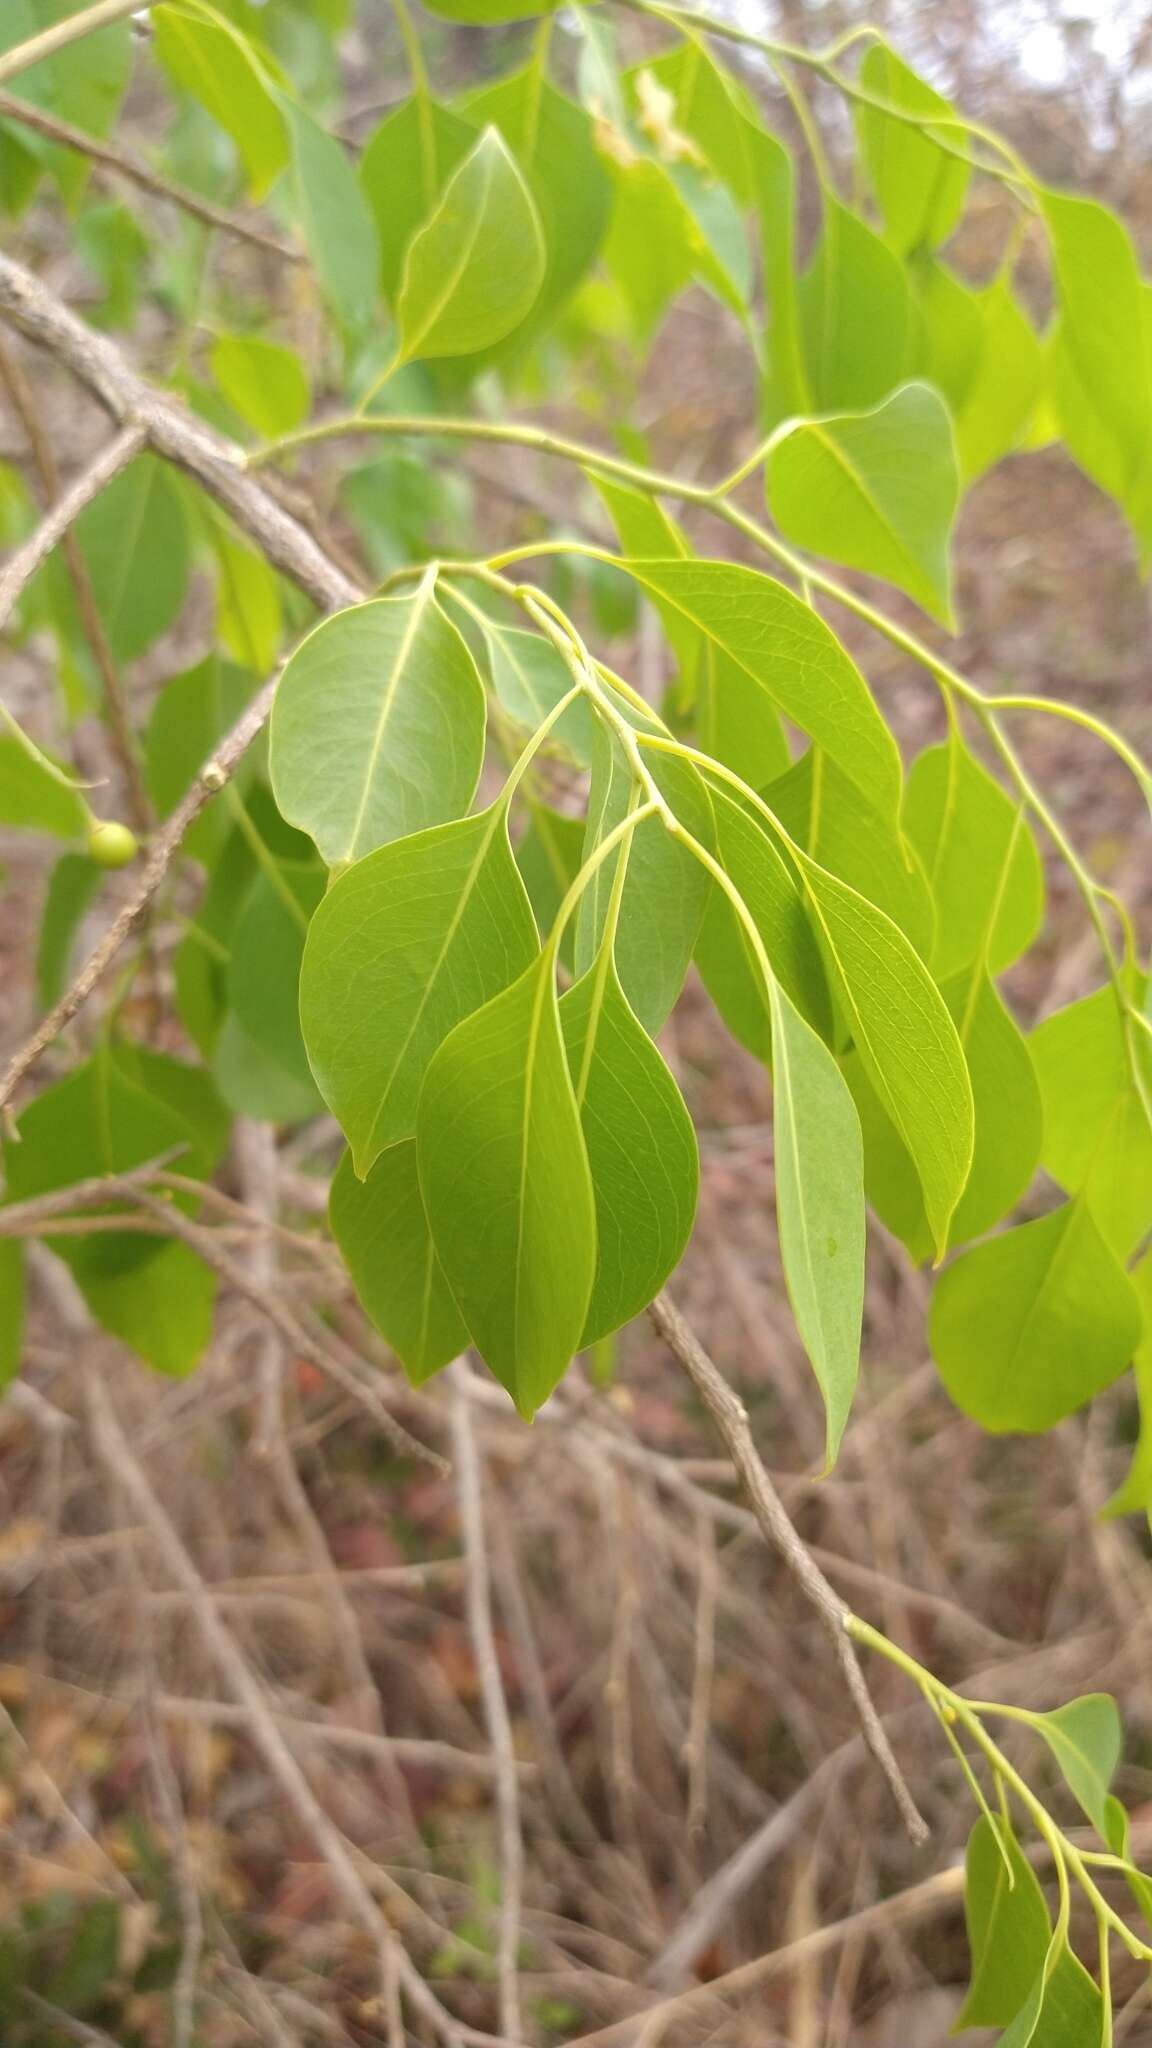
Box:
[997,1936,1103,2048]
[329,1143,467,1386]
[0,0,131,143]
[395,127,545,364]
[765,748,933,959]
[930,1199,1143,1432]
[1041,186,1152,553]
[959,1814,1051,2028]
[360,96,475,303]
[1103,1790,1152,1929]
[561,949,699,1345]
[615,559,902,818]
[602,154,742,340]
[0,734,87,839]
[694,786,831,1056]
[226,860,324,1096]
[1032,1694,1121,1837]
[904,734,1044,980]
[213,1010,319,1125]
[210,332,310,441]
[574,721,713,1035]
[765,382,959,626]
[83,1239,217,1377]
[593,478,700,700]
[856,42,969,256]
[145,654,254,864]
[0,1240,25,1387]
[912,255,984,417]
[793,850,974,1252]
[36,852,102,1006]
[462,68,612,362]
[941,970,1042,1246]
[153,5,288,199]
[211,526,282,676]
[73,455,189,664]
[417,954,597,1417]
[300,804,539,1175]
[281,99,379,336]
[515,802,584,976]
[798,197,912,412]
[1030,985,1152,1259]
[484,621,592,765]
[421,0,558,20]
[767,976,865,1466]
[954,276,1043,482]
[270,587,487,866]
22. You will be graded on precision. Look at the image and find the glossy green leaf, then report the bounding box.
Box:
[417,953,597,1417]
[1041,186,1152,552]
[798,198,912,412]
[857,42,969,256]
[0,734,87,839]
[765,382,959,625]
[1030,985,1152,1259]
[616,560,902,818]
[270,588,487,866]
[329,1143,467,1386]
[1032,1694,1121,1837]
[210,332,310,441]
[561,948,699,1345]
[74,455,189,664]
[281,99,379,336]
[959,1814,1051,2028]
[694,786,831,1056]
[300,805,539,1174]
[766,749,933,959]
[904,735,1044,980]
[930,1199,1143,1432]
[153,5,288,199]
[360,96,475,303]
[767,976,865,1466]
[0,1240,25,1386]
[36,852,102,1006]
[574,720,713,1035]
[395,127,545,364]
[794,850,974,1252]
[484,621,592,765]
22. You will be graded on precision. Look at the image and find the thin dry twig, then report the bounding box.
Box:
[0,91,301,261]
[646,1290,929,1847]
[451,1369,525,2045]
[0,0,147,89]
[0,418,146,635]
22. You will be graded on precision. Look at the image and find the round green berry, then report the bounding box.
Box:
[86,819,140,869]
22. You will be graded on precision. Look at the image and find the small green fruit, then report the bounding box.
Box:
[87,819,140,869]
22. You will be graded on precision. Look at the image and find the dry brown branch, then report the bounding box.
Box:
[646,1290,930,1847]
[0,417,146,634]
[0,91,301,260]
[451,1369,525,2044]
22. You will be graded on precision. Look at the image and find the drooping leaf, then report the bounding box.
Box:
[765,382,959,625]
[329,1143,467,1386]
[793,849,974,1252]
[300,805,539,1174]
[484,620,592,764]
[798,197,912,412]
[615,559,902,818]
[270,588,487,866]
[153,5,288,198]
[210,332,310,441]
[904,734,1044,980]
[954,276,1043,481]
[36,852,102,1005]
[856,42,969,256]
[515,802,584,974]
[958,1814,1052,2029]
[281,99,379,336]
[765,749,934,959]
[73,455,189,664]
[1030,985,1152,1259]
[1031,1694,1121,1837]
[694,785,831,1056]
[767,975,865,1466]
[574,718,713,1035]
[395,127,546,363]
[417,953,597,1417]
[930,1199,1143,1432]
[561,948,699,1345]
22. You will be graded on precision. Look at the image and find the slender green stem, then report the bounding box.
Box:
[544,801,656,961]
[0,0,146,87]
